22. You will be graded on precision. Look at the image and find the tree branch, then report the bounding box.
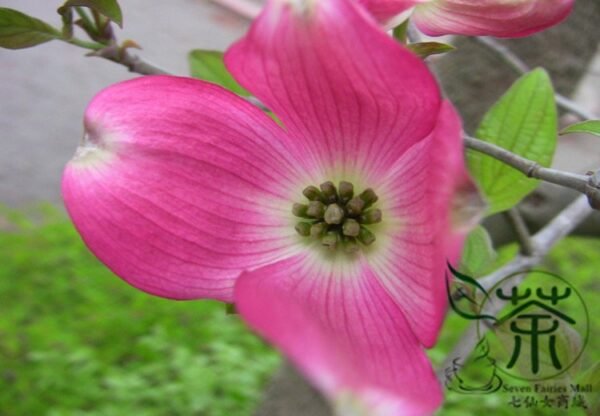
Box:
[67,28,274,110]
[475,36,598,121]
[438,194,592,380]
[83,43,273,110]
[465,135,600,208]
[504,208,535,255]
[89,46,170,75]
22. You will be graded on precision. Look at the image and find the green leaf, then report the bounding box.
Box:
[60,0,123,27]
[0,8,62,49]
[577,362,600,415]
[408,42,454,58]
[560,120,600,137]
[392,19,409,44]
[579,362,600,390]
[459,226,497,277]
[188,50,249,96]
[467,69,557,215]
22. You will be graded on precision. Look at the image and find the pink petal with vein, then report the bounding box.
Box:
[428,102,483,264]
[413,0,575,38]
[235,254,443,416]
[367,101,467,347]
[62,76,303,301]
[233,103,467,415]
[225,0,441,181]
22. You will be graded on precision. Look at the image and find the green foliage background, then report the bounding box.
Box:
[0,206,280,416]
[1,206,598,415]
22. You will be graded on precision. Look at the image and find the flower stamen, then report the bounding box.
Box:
[293,181,382,252]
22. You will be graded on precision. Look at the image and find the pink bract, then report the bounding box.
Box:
[62,0,480,414]
[360,0,574,37]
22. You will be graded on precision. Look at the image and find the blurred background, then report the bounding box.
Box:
[0,0,599,415]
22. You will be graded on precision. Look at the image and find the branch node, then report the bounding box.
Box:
[585,170,600,210]
[526,163,540,178]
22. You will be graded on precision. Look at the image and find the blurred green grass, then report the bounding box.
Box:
[0,206,280,416]
[1,206,599,415]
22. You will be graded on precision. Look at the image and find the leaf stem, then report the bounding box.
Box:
[74,6,96,34]
[64,37,104,50]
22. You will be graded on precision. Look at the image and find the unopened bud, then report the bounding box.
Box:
[320,181,338,203]
[324,204,344,224]
[338,181,354,203]
[346,197,365,216]
[344,237,360,253]
[307,201,325,218]
[295,222,311,236]
[342,219,360,237]
[360,209,382,224]
[359,188,378,207]
[292,203,309,218]
[322,231,338,249]
[358,226,376,245]
[303,185,323,201]
[310,222,327,238]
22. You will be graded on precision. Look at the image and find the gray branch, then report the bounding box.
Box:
[88,45,272,110]
[465,135,600,208]
[438,194,592,379]
[476,37,598,120]
[504,208,535,255]
[89,46,170,76]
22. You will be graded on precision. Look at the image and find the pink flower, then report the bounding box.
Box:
[360,0,575,37]
[62,0,480,414]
